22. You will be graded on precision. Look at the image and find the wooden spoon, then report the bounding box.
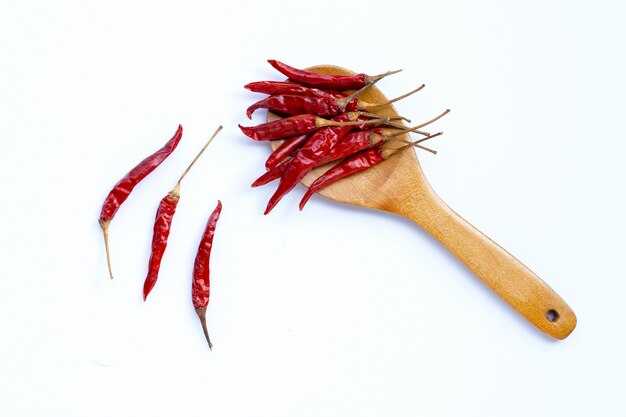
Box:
[268,65,577,339]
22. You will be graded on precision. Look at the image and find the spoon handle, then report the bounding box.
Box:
[393,187,576,339]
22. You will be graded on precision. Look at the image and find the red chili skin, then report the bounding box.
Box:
[99,125,183,223]
[264,114,353,214]
[245,81,346,99]
[252,159,289,187]
[318,129,382,165]
[268,59,367,90]
[247,94,342,119]
[265,133,309,169]
[253,129,382,188]
[192,200,222,350]
[239,114,317,141]
[143,192,179,301]
[299,148,384,210]
[192,201,222,309]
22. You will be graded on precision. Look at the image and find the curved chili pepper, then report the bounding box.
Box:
[143,192,179,299]
[299,130,445,210]
[264,113,356,214]
[239,114,317,141]
[246,95,343,119]
[268,59,401,90]
[245,81,345,99]
[246,85,424,119]
[193,200,222,350]
[239,112,376,142]
[252,159,289,187]
[319,129,383,164]
[299,148,384,210]
[265,133,310,169]
[253,129,382,188]
[143,126,222,301]
[253,128,443,189]
[99,125,183,279]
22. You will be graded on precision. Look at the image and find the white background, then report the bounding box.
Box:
[1,0,625,416]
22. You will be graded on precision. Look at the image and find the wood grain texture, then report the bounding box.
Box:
[267,65,577,339]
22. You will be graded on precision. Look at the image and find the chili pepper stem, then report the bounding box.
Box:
[408,109,450,131]
[361,84,426,111]
[99,219,113,279]
[176,125,223,184]
[359,112,418,130]
[195,307,213,350]
[413,131,444,145]
[171,125,223,197]
[383,120,430,136]
[364,69,403,85]
[384,132,444,156]
[170,183,182,199]
[336,82,376,112]
[358,112,407,122]
[384,109,450,136]
[385,125,438,141]
[316,117,389,129]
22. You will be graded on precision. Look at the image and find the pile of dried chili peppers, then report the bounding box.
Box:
[99,125,223,349]
[240,60,449,213]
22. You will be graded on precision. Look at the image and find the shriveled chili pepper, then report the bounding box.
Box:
[239,112,385,142]
[264,113,357,214]
[265,133,310,169]
[245,81,346,99]
[272,129,382,171]
[143,126,222,301]
[252,159,289,188]
[268,59,401,90]
[193,200,222,350]
[299,133,443,210]
[255,108,450,181]
[299,148,384,210]
[253,128,385,189]
[99,125,183,279]
[252,129,439,188]
[247,95,343,119]
[320,128,383,163]
[246,85,425,119]
[252,130,380,188]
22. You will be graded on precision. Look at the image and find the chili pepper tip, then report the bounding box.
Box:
[239,124,254,138]
[99,219,113,279]
[195,307,213,350]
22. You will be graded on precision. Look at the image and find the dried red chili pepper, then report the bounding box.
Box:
[252,129,441,189]
[268,59,401,90]
[252,130,380,188]
[255,126,383,187]
[318,129,383,164]
[298,132,442,210]
[239,114,317,141]
[246,85,425,119]
[245,81,345,99]
[143,193,178,299]
[265,133,310,169]
[264,113,357,214]
[239,112,385,142]
[193,200,222,350]
[251,159,289,188]
[99,125,183,279]
[299,148,385,210]
[143,126,222,301]
[247,95,342,119]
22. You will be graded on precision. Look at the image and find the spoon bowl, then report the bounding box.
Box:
[268,65,577,339]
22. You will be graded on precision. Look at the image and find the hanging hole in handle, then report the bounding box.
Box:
[545,309,560,323]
